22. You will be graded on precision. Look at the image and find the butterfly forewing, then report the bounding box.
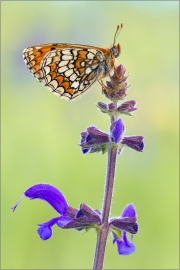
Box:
[23,44,107,100]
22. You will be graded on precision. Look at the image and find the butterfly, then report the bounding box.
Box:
[23,24,123,100]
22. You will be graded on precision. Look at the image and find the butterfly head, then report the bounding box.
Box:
[110,24,123,58]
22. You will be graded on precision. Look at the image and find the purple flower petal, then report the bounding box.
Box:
[97,102,108,111]
[108,103,116,110]
[81,132,90,154]
[106,81,114,90]
[111,118,124,143]
[79,204,99,217]
[57,217,83,229]
[114,231,135,255]
[37,226,52,240]
[76,203,101,224]
[121,204,136,218]
[87,126,109,141]
[82,147,90,154]
[57,204,101,229]
[80,126,109,154]
[111,204,138,254]
[57,216,73,228]
[37,217,60,240]
[24,184,68,215]
[122,136,144,152]
[110,204,138,234]
[66,206,78,218]
[110,217,138,234]
[112,64,126,79]
[118,100,137,113]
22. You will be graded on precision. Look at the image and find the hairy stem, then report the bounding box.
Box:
[93,146,118,269]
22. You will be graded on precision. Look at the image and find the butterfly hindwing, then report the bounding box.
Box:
[23,44,106,99]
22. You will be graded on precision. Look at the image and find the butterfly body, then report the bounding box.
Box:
[23,25,122,100]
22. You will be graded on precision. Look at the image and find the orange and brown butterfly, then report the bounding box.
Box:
[23,24,123,100]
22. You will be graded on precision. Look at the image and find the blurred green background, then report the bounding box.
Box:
[2,1,179,269]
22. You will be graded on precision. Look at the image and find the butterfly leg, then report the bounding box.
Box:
[97,75,107,95]
[112,66,120,79]
[98,75,115,96]
[97,74,114,96]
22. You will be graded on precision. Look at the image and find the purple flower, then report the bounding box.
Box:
[113,232,135,255]
[110,204,138,255]
[12,185,138,255]
[80,126,109,154]
[117,100,137,115]
[110,118,124,143]
[80,118,144,154]
[97,100,137,116]
[122,136,144,152]
[110,119,144,152]
[12,184,101,240]
[102,64,130,101]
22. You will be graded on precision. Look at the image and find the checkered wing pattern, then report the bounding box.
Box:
[23,44,107,100]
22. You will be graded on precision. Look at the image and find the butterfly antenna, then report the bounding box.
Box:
[113,23,123,46]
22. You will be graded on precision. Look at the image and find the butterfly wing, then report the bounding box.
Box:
[23,44,106,100]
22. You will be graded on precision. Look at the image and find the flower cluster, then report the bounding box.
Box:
[80,118,144,155]
[102,64,130,101]
[12,183,138,255]
[80,64,144,155]
[97,100,137,117]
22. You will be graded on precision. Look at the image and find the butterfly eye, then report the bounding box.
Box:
[111,46,117,55]
[110,44,120,58]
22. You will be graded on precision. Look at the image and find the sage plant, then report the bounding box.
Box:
[12,64,144,269]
